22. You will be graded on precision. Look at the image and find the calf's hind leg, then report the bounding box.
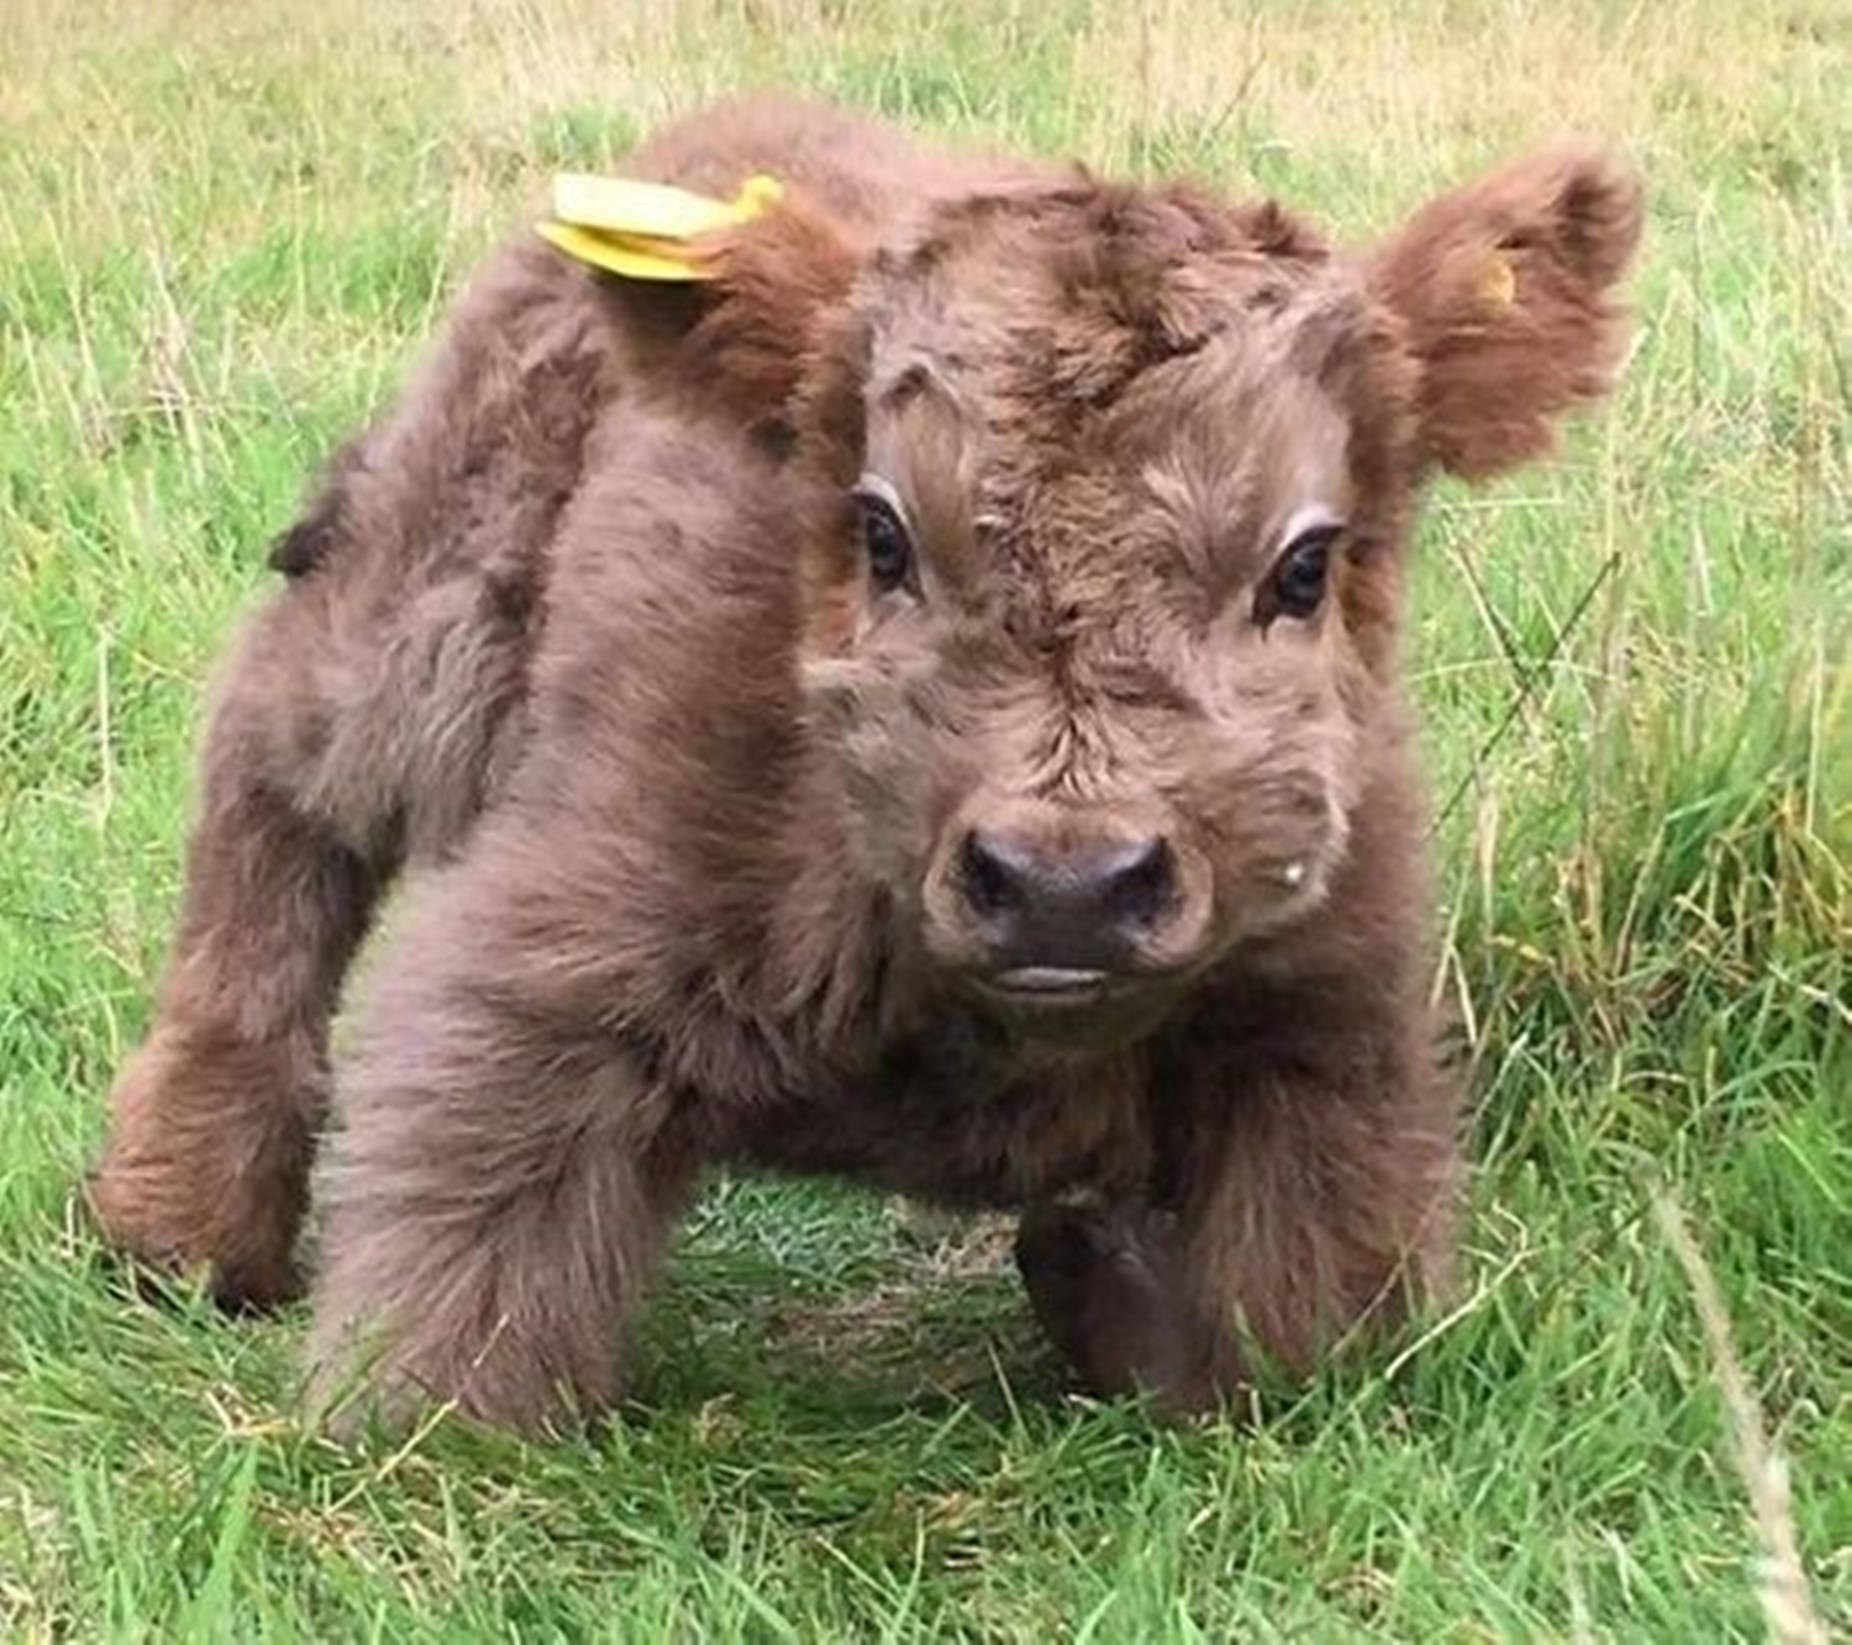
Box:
[87,600,389,1309]
[88,237,620,1308]
[89,546,539,1309]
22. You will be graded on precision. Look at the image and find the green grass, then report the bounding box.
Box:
[2,0,1847,1636]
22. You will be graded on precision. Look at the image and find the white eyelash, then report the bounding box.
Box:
[1279,502,1344,548]
[855,471,912,529]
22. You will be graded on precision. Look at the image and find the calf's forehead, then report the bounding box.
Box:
[861,286,1367,581]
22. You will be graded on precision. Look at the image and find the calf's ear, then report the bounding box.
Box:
[1367,148,1643,480]
[685,191,865,419]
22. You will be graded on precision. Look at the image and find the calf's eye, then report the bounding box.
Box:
[852,477,916,596]
[1255,521,1341,629]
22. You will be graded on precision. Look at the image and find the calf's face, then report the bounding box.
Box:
[697,151,1640,1033]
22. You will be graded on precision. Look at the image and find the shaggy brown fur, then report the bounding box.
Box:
[87,97,1642,1432]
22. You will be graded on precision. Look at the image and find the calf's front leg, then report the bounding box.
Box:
[1015,1197,1208,1406]
[1017,1022,1459,1412]
[305,846,692,1436]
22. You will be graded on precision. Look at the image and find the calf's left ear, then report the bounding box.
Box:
[1368,148,1644,480]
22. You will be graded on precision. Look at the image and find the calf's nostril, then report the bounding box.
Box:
[1100,837,1173,926]
[960,829,1026,917]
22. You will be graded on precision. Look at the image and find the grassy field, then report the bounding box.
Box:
[1,0,1847,1636]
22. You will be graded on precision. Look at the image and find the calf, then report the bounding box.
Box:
[88,98,1641,1432]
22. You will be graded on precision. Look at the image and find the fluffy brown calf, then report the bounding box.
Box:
[88,98,1641,1432]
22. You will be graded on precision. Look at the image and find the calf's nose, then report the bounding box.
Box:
[959,828,1175,961]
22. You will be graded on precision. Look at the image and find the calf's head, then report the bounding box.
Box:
[693,149,1641,1029]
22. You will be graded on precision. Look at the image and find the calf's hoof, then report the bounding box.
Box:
[86,1026,314,1311]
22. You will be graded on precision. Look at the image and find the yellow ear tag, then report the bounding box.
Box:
[1475,249,1517,311]
[536,172,785,281]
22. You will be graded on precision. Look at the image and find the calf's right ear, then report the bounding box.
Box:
[683,192,866,423]
[1367,148,1644,481]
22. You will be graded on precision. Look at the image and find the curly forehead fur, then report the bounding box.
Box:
[871,180,1332,400]
[783,175,1418,708]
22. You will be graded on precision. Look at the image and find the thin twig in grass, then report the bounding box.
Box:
[1430,550,1622,836]
[322,1397,461,1517]
[1378,1241,1532,1381]
[1650,1187,1828,1645]
[1441,533,1540,701]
